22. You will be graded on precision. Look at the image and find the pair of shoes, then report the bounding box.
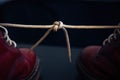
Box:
[0,26,40,80]
[0,25,120,80]
[76,29,120,80]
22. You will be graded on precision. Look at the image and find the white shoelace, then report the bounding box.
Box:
[0,21,120,62]
[103,29,120,45]
[0,26,17,47]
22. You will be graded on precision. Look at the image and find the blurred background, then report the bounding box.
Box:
[0,0,120,47]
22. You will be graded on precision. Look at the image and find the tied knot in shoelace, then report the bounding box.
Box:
[103,29,120,45]
[53,21,71,62]
[0,26,17,47]
[30,21,72,62]
[53,21,64,31]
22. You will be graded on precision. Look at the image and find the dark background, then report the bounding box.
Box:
[0,0,120,80]
[0,0,120,47]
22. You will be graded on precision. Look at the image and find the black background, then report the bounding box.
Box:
[0,0,120,47]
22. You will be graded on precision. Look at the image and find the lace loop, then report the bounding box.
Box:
[103,29,120,45]
[0,26,17,47]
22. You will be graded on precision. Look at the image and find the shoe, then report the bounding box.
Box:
[76,29,120,80]
[0,26,40,80]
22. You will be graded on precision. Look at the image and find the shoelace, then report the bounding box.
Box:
[103,29,120,45]
[0,26,17,47]
[0,21,120,62]
[0,21,72,62]
[29,21,72,62]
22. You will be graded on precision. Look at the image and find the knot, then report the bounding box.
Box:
[53,21,64,31]
[30,21,72,63]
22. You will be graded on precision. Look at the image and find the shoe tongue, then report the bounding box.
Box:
[0,27,6,38]
[0,31,7,52]
[0,31,5,38]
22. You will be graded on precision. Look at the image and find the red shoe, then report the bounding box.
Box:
[0,26,40,80]
[76,29,120,80]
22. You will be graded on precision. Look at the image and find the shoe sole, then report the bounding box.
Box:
[76,54,97,80]
[25,57,41,80]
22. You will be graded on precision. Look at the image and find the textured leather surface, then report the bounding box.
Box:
[0,31,38,80]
